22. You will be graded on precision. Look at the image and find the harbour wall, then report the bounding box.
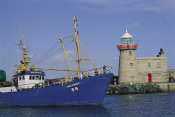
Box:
[107,82,175,95]
[158,83,175,92]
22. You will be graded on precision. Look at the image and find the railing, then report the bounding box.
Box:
[117,44,138,50]
[45,65,113,86]
[15,65,113,90]
[82,65,112,77]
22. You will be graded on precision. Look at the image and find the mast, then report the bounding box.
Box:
[73,16,81,78]
[17,40,31,72]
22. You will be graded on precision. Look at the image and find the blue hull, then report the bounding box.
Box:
[0,73,113,107]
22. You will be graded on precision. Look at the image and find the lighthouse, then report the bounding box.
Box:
[117,29,139,84]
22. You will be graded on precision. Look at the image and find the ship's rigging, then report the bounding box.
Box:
[16,16,98,78]
[57,34,72,78]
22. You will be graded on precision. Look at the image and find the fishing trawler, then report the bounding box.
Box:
[0,16,113,107]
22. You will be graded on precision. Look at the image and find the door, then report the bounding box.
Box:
[147,73,152,83]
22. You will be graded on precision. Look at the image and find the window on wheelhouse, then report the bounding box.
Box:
[22,76,25,80]
[39,76,42,80]
[42,76,44,80]
[29,76,32,80]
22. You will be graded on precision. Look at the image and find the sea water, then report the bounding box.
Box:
[0,93,175,117]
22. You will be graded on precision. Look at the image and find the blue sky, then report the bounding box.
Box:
[0,0,175,78]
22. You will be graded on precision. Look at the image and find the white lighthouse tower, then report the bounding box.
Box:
[117,29,139,84]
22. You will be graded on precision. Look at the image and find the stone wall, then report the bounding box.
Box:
[158,83,175,92]
[118,50,138,84]
[136,56,168,83]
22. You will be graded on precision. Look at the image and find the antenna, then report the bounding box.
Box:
[125,27,128,33]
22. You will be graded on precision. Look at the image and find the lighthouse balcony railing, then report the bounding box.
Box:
[117,44,138,50]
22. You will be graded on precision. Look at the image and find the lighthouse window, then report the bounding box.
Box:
[156,62,161,68]
[130,40,133,44]
[148,62,151,68]
[130,63,134,67]
[129,51,132,55]
[29,76,32,80]
[32,76,35,80]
